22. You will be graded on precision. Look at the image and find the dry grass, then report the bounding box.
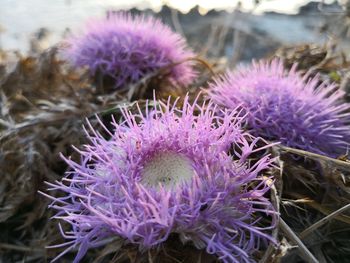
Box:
[0,43,349,262]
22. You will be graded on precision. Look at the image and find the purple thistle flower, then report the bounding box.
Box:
[43,96,277,263]
[64,13,196,89]
[208,59,350,158]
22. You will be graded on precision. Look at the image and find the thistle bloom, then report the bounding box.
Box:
[44,96,276,263]
[208,59,350,158]
[64,13,196,88]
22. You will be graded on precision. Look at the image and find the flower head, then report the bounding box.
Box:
[64,13,196,89]
[44,96,276,263]
[208,59,350,157]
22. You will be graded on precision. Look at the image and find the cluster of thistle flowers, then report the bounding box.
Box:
[64,12,350,158]
[45,97,277,263]
[45,11,350,263]
[208,60,350,158]
[65,12,196,88]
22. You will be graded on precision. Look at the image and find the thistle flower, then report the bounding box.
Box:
[208,59,350,158]
[43,96,276,263]
[64,13,196,89]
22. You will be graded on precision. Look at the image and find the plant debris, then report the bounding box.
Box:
[1,30,350,263]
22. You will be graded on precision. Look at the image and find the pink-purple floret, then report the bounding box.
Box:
[45,96,277,263]
[64,13,196,88]
[209,59,350,158]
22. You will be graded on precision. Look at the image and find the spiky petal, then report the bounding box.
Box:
[64,12,196,89]
[44,96,276,263]
[208,59,350,157]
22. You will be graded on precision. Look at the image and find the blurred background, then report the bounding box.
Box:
[0,0,349,64]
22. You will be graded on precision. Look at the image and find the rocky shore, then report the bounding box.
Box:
[0,1,348,63]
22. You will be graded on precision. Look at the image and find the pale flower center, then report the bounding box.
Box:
[141,152,194,189]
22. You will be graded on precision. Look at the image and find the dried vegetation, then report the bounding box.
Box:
[0,41,349,262]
